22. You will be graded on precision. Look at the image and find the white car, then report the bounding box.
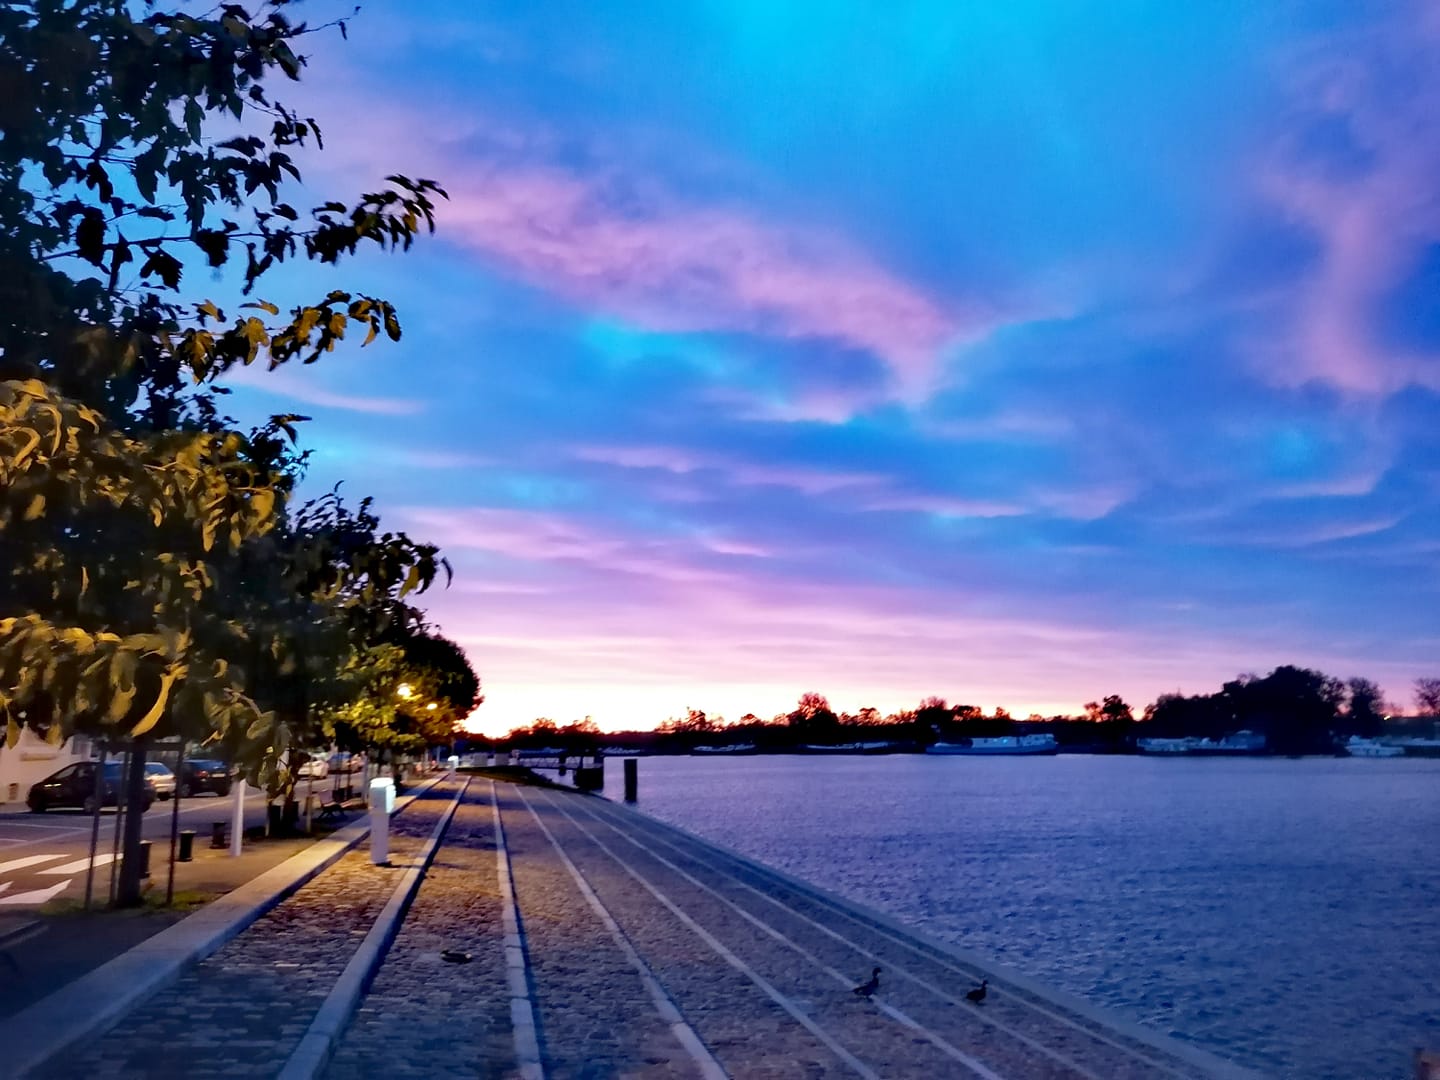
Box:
[145,762,177,800]
[296,756,329,780]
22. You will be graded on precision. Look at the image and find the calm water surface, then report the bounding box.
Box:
[604,754,1439,1079]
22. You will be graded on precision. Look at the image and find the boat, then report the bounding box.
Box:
[1381,737,1440,758]
[925,734,1058,756]
[1137,731,1267,756]
[799,742,901,755]
[1343,736,1405,758]
[691,743,757,756]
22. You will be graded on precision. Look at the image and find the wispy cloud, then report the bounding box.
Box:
[221,365,427,416]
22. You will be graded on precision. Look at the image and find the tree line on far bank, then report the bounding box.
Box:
[495,669,1440,757]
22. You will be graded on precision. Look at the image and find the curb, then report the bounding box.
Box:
[278,776,470,1080]
[4,774,445,1079]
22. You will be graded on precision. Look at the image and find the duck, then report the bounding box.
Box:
[965,979,987,1004]
[852,967,881,998]
[441,949,473,964]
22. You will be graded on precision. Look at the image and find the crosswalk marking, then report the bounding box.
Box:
[0,880,71,906]
[36,853,117,875]
[0,853,67,875]
[0,882,9,896]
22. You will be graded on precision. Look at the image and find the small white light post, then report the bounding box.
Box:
[369,776,395,865]
[229,777,246,857]
[446,754,459,778]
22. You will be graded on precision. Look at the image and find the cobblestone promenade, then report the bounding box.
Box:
[31,777,1256,1079]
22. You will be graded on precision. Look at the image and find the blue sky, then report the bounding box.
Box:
[221,1,1440,733]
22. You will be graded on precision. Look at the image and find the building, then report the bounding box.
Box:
[0,729,94,806]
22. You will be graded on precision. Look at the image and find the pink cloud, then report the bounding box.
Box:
[284,67,996,399]
[1258,11,1440,394]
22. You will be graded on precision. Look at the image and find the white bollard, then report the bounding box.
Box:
[369,777,395,865]
[229,777,246,857]
[446,754,459,779]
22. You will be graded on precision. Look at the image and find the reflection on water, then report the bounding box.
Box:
[605,754,1440,1079]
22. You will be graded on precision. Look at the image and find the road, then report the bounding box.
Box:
[0,773,360,907]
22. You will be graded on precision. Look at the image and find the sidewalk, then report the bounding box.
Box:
[31,780,460,1079]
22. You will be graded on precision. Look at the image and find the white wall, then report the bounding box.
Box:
[0,731,93,805]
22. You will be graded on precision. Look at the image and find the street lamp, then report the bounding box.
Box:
[396,683,414,700]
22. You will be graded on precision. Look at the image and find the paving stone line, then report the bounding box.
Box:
[496,799,846,1079]
[513,784,729,1080]
[498,783,712,1080]
[32,783,458,1080]
[569,792,1145,1080]
[546,789,1021,1080]
[522,789,888,1080]
[541,787,1048,1080]
[493,782,545,1080]
[587,793,1223,1080]
[279,777,470,1080]
[322,783,514,1080]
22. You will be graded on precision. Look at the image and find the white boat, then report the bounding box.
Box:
[799,742,900,754]
[925,734,1058,756]
[1343,737,1405,758]
[1138,731,1267,756]
[692,743,757,756]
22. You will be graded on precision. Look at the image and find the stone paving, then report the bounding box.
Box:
[33,781,459,1079]
[323,782,512,1080]
[26,776,1255,1079]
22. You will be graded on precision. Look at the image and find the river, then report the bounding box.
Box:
[601,753,1439,1079]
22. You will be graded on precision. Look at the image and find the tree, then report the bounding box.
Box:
[1221,666,1344,754]
[1343,677,1384,737]
[786,691,838,740]
[1084,695,1132,724]
[1415,678,1440,717]
[0,2,447,903]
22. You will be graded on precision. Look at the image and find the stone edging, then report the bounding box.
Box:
[601,793,1264,1080]
[276,776,469,1080]
[3,774,444,1079]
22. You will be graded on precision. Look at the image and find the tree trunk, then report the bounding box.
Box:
[115,740,148,907]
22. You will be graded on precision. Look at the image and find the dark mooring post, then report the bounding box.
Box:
[623,758,638,802]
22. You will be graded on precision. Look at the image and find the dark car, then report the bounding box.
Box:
[178,759,232,798]
[27,761,155,813]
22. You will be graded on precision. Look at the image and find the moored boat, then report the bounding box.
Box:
[925,734,1058,756]
[1343,736,1405,758]
[692,743,757,756]
[799,741,902,754]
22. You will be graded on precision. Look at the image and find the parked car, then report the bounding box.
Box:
[145,762,176,800]
[328,752,363,774]
[27,761,155,813]
[178,759,232,798]
[296,754,329,780]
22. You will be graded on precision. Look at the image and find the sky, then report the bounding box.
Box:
[218,1,1440,735]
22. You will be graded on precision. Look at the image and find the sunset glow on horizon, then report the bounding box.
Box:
[218,2,1440,738]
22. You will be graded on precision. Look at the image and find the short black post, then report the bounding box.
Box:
[178,830,195,862]
[210,821,227,849]
[137,840,152,881]
[623,758,638,802]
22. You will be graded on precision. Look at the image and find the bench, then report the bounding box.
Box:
[0,918,47,975]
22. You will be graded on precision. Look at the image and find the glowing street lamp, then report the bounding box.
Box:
[396,683,414,700]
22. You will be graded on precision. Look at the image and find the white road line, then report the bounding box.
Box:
[0,879,71,906]
[492,782,545,1080]
[579,798,1110,1080]
[0,854,68,875]
[36,853,118,875]
[539,790,883,1080]
[595,799,1194,1080]
[0,882,9,896]
[516,786,729,1080]
[551,791,1005,1080]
